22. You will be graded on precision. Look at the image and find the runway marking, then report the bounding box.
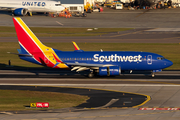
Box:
[22,119,38,120]
[139,108,180,110]
[37,110,179,120]
[111,79,180,86]
[1,84,180,86]
[163,37,180,40]
[1,78,180,81]
[83,116,96,118]
[109,31,142,37]
[99,12,180,14]
[146,28,180,31]
[135,10,149,18]
[42,118,59,120]
[3,110,179,120]
[56,21,63,26]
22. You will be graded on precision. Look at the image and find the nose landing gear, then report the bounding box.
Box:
[151,72,155,77]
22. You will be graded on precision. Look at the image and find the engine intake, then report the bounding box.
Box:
[99,66,121,76]
[14,8,27,16]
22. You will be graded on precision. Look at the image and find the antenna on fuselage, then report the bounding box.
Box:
[100,49,103,52]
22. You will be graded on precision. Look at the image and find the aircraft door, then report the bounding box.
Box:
[147,55,152,65]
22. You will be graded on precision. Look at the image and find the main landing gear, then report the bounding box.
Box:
[87,70,97,78]
[151,72,155,77]
[88,73,94,78]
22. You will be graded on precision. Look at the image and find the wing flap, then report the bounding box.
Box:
[66,62,114,72]
[66,62,112,67]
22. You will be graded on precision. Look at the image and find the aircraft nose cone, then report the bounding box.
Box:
[165,60,173,67]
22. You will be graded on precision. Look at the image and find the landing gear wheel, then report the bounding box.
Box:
[151,73,155,78]
[88,73,94,78]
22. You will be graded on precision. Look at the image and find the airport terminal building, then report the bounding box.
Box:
[55,0,85,13]
[54,0,95,13]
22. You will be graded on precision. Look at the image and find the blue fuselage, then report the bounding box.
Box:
[52,50,173,71]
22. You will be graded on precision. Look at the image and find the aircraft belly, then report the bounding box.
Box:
[28,8,48,12]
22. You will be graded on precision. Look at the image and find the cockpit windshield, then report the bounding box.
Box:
[157,57,165,60]
[55,4,61,6]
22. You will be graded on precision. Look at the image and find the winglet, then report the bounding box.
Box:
[72,41,80,50]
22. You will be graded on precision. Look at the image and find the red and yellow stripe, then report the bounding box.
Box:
[72,41,80,50]
[13,17,68,69]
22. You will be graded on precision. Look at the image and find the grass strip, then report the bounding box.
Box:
[0,27,132,37]
[0,90,89,111]
[0,43,179,70]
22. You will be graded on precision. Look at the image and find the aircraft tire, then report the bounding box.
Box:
[151,73,155,77]
[88,73,94,78]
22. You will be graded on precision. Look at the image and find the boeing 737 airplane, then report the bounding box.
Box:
[0,0,64,16]
[11,17,173,77]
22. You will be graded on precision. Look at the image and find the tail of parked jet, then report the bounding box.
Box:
[12,17,68,68]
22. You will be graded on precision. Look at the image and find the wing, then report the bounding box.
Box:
[0,7,16,11]
[66,62,114,72]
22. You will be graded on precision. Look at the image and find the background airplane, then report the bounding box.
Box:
[11,17,173,77]
[0,0,64,16]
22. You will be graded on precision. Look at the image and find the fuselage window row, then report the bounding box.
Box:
[60,58,152,61]
[61,58,93,61]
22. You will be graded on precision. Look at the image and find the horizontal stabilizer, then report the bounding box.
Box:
[7,52,32,57]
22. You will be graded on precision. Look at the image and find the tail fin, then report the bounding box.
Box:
[13,17,68,68]
[13,17,47,54]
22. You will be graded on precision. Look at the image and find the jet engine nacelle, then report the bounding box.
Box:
[14,8,27,16]
[99,66,121,76]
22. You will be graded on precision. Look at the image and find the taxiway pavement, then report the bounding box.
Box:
[0,77,180,120]
[0,7,180,120]
[1,8,180,28]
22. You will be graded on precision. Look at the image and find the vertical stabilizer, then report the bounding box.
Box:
[13,17,68,69]
[13,17,47,54]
